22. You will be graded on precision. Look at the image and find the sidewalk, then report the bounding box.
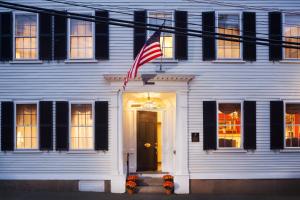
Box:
[1,191,300,200]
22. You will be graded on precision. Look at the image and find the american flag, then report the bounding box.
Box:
[123,27,163,89]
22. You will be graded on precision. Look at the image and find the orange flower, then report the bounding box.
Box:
[126,181,137,190]
[163,175,174,182]
[163,181,174,190]
[127,175,138,182]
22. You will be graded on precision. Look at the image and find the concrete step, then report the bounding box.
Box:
[138,178,164,186]
[137,185,165,194]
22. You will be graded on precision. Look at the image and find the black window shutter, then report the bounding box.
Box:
[39,101,53,150]
[175,10,188,60]
[269,12,282,61]
[243,12,256,61]
[203,101,217,150]
[0,12,13,61]
[202,12,216,61]
[1,102,14,151]
[95,10,109,60]
[54,13,67,60]
[55,101,69,151]
[39,13,53,60]
[270,101,284,149]
[95,101,108,151]
[134,11,147,59]
[243,101,256,149]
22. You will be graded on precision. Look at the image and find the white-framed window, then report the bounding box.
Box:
[14,13,38,60]
[148,11,173,59]
[70,103,94,150]
[285,103,300,148]
[15,103,38,150]
[283,14,300,60]
[216,13,241,59]
[217,102,242,148]
[68,13,94,60]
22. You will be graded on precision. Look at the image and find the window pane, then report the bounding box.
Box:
[15,14,37,60]
[148,12,173,59]
[16,104,37,149]
[285,103,300,147]
[70,18,93,59]
[217,14,240,59]
[71,104,93,149]
[284,15,300,59]
[218,103,241,148]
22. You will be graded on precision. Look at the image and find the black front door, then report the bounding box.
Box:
[137,111,157,171]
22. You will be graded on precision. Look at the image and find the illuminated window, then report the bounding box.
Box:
[284,15,300,59]
[71,104,93,149]
[285,103,300,147]
[217,13,241,59]
[16,104,38,149]
[148,12,173,59]
[15,14,38,60]
[69,18,93,59]
[218,103,242,148]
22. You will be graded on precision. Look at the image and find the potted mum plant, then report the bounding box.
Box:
[126,180,137,194]
[163,175,174,182]
[163,181,174,195]
[127,175,138,182]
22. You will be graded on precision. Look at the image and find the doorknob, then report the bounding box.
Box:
[144,143,151,148]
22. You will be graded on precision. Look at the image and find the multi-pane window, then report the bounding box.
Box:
[285,103,300,147]
[284,14,300,59]
[218,103,242,148]
[70,18,93,59]
[71,104,93,149]
[148,12,173,59]
[217,14,241,59]
[16,104,38,149]
[15,14,38,60]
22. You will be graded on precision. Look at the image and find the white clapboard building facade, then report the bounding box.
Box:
[0,0,300,194]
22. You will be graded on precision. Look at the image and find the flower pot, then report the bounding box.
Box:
[127,189,134,195]
[165,189,172,195]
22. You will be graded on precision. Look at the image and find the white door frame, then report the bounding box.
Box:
[105,74,194,194]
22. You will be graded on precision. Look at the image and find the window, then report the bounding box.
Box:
[284,14,300,59]
[69,17,94,59]
[16,104,38,149]
[285,103,300,148]
[218,103,242,148]
[148,12,173,59]
[14,14,38,60]
[70,104,93,149]
[217,13,241,59]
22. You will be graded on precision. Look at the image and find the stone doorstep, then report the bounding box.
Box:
[137,186,165,194]
[138,177,164,186]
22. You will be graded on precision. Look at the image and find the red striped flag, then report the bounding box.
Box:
[123,27,163,89]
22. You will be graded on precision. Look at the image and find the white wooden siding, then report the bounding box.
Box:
[0,0,300,180]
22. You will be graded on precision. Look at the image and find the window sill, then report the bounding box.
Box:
[280,149,300,153]
[64,59,98,64]
[211,149,248,153]
[12,150,43,154]
[279,60,300,64]
[212,60,246,64]
[9,60,43,64]
[151,59,179,64]
[67,150,98,154]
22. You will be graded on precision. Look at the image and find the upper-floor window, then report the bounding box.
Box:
[285,103,300,148]
[218,103,242,148]
[70,103,93,150]
[14,13,38,60]
[69,17,94,59]
[284,14,300,59]
[16,103,38,149]
[148,12,173,59]
[217,13,241,59]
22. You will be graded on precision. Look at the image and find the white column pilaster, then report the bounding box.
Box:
[110,90,126,193]
[174,90,190,194]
